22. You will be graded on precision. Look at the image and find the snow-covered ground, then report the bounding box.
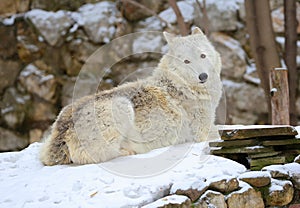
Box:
[0,142,246,208]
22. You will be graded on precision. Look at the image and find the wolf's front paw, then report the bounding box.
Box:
[120,148,136,156]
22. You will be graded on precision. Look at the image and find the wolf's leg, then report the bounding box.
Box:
[111,97,142,155]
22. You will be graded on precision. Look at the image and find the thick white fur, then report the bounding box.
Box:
[40,27,222,165]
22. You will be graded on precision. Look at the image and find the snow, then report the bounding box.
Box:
[170,179,208,194]
[141,195,189,208]
[295,126,300,139]
[226,181,251,198]
[20,64,42,77]
[159,1,194,24]
[132,34,164,54]
[262,164,289,176]
[0,142,246,208]
[2,15,15,25]
[205,0,243,11]
[269,179,292,192]
[246,146,265,150]
[219,125,294,130]
[239,171,271,179]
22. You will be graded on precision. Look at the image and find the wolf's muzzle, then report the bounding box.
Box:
[199,73,208,83]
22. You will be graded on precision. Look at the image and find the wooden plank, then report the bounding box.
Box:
[219,125,297,140]
[210,146,274,155]
[262,138,300,146]
[209,139,258,148]
[270,68,290,125]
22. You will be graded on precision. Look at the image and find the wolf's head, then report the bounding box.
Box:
[162,27,221,87]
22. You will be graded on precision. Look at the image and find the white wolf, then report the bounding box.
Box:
[40,27,222,165]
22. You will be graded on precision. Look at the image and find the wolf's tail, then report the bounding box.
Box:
[40,106,73,166]
[40,132,71,166]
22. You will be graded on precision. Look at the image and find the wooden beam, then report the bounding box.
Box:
[269,68,290,125]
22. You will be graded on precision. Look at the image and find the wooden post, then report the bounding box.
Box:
[270,68,290,125]
[284,0,298,125]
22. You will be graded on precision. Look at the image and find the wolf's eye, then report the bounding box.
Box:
[200,53,206,59]
[184,59,191,64]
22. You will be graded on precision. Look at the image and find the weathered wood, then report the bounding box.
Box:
[262,138,300,146]
[245,0,282,121]
[270,68,290,125]
[209,139,258,148]
[219,125,297,140]
[284,0,298,125]
[211,146,274,155]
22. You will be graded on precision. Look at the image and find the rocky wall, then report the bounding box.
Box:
[143,156,300,208]
[0,0,299,151]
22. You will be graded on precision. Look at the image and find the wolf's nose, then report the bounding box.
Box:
[199,73,208,83]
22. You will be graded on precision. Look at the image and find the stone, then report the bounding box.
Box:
[141,195,191,208]
[25,9,74,46]
[209,138,258,148]
[262,164,289,178]
[159,1,195,24]
[0,59,22,94]
[78,2,127,43]
[62,39,99,76]
[221,80,267,124]
[132,32,165,59]
[0,127,28,151]
[0,24,17,59]
[270,0,284,11]
[16,18,46,63]
[110,60,158,85]
[211,146,274,155]
[15,0,30,13]
[271,3,300,34]
[0,87,31,129]
[295,155,300,163]
[61,75,110,107]
[195,190,227,208]
[193,0,241,32]
[0,1,17,17]
[29,128,43,143]
[265,179,294,206]
[226,181,264,208]
[209,177,239,193]
[219,125,297,140]
[239,171,271,187]
[27,98,57,122]
[250,157,286,171]
[117,0,166,22]
[135,16,165,32]
[19,64,58,103]
[284,163,300,190]
[210,32,247,81]
[0,0,30,16]
[30,0,101,11]
[170,180,208,202]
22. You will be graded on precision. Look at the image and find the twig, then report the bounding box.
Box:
[168,0,189,35]
[195,0,210,35]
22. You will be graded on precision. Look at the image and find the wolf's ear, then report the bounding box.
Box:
[163,31,175,43]
[192,27,204,35]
